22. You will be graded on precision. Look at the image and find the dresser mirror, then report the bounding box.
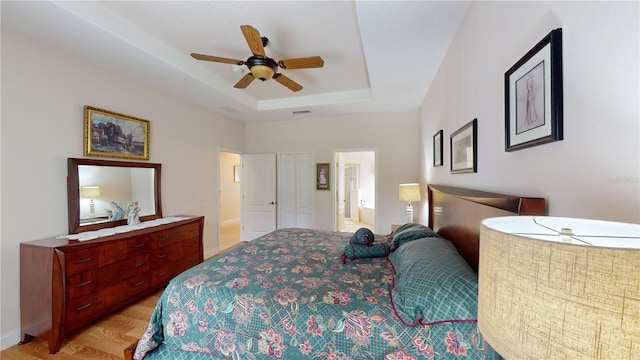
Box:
[67,157,162,234]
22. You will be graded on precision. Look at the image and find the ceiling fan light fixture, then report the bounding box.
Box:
[246,56,278,81]
[250,65,275,81]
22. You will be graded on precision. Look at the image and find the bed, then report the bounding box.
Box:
[125,184,545,359]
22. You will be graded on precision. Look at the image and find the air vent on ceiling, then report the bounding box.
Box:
[292,110,311,115]
[220,106,239,114]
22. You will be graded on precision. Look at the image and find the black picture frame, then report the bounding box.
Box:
[450,118,477,174]
[433,130,443,167]
[316,163,330,190]
[505,28,563,151]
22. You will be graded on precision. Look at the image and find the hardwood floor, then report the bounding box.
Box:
[1,290,162,359]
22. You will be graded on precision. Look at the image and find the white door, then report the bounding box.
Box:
[241,153,277,241]
[278,153,313,229]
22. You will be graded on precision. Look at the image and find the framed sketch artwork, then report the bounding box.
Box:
[316,163,330,190]
[433,130,443,167]
[505,28,563,151]
[84,106,150,160]
[450,119,477,174]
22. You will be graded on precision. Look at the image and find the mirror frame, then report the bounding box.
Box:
[67,157,162,234]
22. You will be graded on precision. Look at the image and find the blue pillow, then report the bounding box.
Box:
[390,223,440,250]
[389,237,478,326]
[350,227,375,246]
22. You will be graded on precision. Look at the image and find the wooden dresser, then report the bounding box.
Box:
[20,216,204,354]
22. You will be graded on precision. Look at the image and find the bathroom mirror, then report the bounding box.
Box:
[67,157,162,234]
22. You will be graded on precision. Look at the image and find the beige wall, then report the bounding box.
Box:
[418,1,639,224]
[219,152,241,224]
[246,111,421,231]
[0,30,245,346]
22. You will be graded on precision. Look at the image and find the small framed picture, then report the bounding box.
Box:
[433,130,443,167]
[84,106,150,160]
[450,118,477,174]
[505,28,563,151]
[233,165,240,183]
[316,163,330,190]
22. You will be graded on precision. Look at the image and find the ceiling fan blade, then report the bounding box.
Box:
[273,73,303,92]
[278,56,324,70]
[240,25,266,57]
[234,73,255,89]
[191,53,244,65]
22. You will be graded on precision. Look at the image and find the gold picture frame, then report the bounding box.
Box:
[84,106,150,160]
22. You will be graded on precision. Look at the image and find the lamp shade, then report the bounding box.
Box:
[399,183,421,202]
[80,186,101,199]
[478,216,640,359]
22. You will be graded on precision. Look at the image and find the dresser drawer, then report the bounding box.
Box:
[150,265,175,287]
[66,270,98,301]
[125,235,150,254]
[179,237,201,256]
[64,248,100,276]
[150,223,200,249]
[151,237,200,265]
[65,293,102,330]
[125,272,151,297]
[169,222,200,240]
[99,254,150,288]
[150,230,171,249]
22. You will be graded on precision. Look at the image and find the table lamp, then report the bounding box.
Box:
[399,183,421,223]
[478,216,640,359]
[80,186,101,215]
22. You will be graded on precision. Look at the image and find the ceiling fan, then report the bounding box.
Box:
[191,25,324,92]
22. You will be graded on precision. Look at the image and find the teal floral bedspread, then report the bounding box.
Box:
[134,228,496,359]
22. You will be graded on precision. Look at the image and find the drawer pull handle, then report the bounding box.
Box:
[76,303,92,311]
[132,243,146,248]
[158,237,166,242]
[156,254,168,259]
[74,257,93,264]
[132,281,146,287]
[133,262,146,268]
[75,280,94,287]
[190,244,197,248]
[157,271,167,277]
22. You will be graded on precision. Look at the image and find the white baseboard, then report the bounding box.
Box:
[1,327,21,351]
[220,218,240,227]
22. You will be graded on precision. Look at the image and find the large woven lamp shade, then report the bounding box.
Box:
[478,216,640,359]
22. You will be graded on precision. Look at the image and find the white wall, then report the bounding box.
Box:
[246,111,421,232]
[219,152,241,225]
[0,30,245,347]
[418,1,639,224]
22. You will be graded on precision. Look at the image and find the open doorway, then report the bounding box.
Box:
[219,151,242,252]
[335,150,375,232]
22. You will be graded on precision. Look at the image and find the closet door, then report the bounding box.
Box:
[278,154,312,229]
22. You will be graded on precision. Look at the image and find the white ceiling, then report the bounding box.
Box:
[1,0,470,122]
